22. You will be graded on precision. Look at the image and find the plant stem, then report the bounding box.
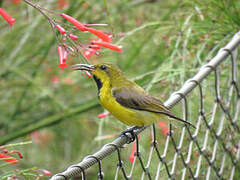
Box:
[0,98,99,145]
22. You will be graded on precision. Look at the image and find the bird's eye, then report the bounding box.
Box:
[100,65,107,70]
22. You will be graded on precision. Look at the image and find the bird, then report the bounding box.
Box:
[72,63,195,135]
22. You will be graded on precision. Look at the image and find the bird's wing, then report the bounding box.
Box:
[112,86,195,127]
[112,86,172,114]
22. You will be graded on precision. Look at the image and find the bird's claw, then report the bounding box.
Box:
[119,126,140,144]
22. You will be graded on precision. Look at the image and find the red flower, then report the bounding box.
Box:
[0,8,15,27]
[85,71,92,78]
[58,0,69,9]
[39,169,52,176]
[63,50,68,63]
[129,140,136,163]
[91,41,122,52]
[83,48,96,60]
[85,27,112,42]
[58,46,68,70]
[58,46,63,60]
[30,130,52,146]
[60,13,86,31]
[51,76,59,84]
[89,45,100,50]
[69,34,78,41]
[157,122,169,136]
[149,134,153,142]
[11,0,22,4]
[0,153,18,165]
[98,112,109,118]
[56,25,66,34]
[8,150,23,159]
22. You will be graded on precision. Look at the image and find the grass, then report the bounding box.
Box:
[0,0,240,179]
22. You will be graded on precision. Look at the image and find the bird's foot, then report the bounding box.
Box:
[119,126,141,144]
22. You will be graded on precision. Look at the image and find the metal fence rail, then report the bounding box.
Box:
[50,32,240,180]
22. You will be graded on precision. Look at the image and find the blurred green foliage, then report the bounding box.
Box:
[0,0,240,179]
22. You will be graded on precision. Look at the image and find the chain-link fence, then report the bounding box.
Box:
[50,32,240,180]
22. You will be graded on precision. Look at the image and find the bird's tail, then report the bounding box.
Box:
[157,111,196,128]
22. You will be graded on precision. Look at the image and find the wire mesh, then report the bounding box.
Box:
[50,32,240,180]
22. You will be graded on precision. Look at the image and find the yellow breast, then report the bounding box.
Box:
[98,82,145,126]
[98,80,170,126]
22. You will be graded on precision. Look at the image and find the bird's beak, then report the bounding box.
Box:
[71,64,95,71]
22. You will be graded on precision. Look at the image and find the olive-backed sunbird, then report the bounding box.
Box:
[72,63,195,128]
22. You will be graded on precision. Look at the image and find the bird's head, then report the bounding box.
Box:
[72,63,125,90]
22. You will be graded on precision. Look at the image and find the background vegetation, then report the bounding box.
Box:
[0,0,240,179]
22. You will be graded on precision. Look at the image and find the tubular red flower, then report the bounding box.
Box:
[0,8,15,27]
[60,13,86,31]
[69,34,78,41]
[58,63,68,71]
[89,45,100,50]
[158,122,169,136]
[149,134,153,142]
[85,71,92,78]
[51,76,59,84]
[84,23,108,27]
[0,153,18,165]
[58,46,68,70]
[98,112,109,119]
[56,25,66,34]
[83,48,96,60]
[91,41,122,52]
[63,50,68,63]
[129,140,136,163]
[58,0,69,9]
[85,27,112,42]
[39,169,52,176]
[8,150,23,159]
[58,46,64,61]
[11,0,22,4]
